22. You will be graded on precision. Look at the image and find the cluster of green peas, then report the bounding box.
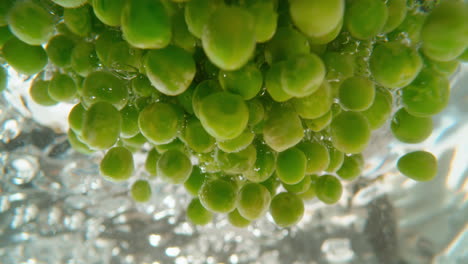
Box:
[0,0,467,228]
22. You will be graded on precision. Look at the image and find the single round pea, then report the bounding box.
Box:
[7,0,54,45]
[283,175,312,194]
[270,192,304,228]
[202,6,256,71]
[247,0,277,43]
[187,198,213,226]
[228,209,250,228]
[304,110,333,132]
[369,42,423,89]
[184,0,222,38]
[172,9,197,53]
[292,81,333,119]
[276,147,307,185]
[81,102,121,150]
[181,117,216,154]
[362,89,393,130]
[131,180,152,203]
[92,0,126,27]
[82,71,128,110]
[323,52,355,80]
[265,62,292,102]
[3,38,47,75]
[218,64,263,100]
[100,147,134,182]
[29,79,57,106]
[345,0,388,40]
[382,0,407,33]
[48,74,77,103]
[264,27,310,65]
[401,68,450,117]
[70,41,99,77]
[237,183,271,221]
[51,0,87,8]
[46,35,75,68]
[216,145,257,175]
[120,104,140,139]
[192,80,222,119]
[289,0,344,39]
[325,147,345,173]
[338,76,375,111]
[131,74,157,98]
[138,102,182,145]
[391,108,433,144]
[64,5,92,37]
[121,0,171,49]
[297,141,330,175]
[243,143,276,183]
[397,151,438,182]
[0,66,7,92]
[184,166,207,196]
[421,1,468,62]
[199,179,237,213]
[144,45,196,96]
[198,92,249,140]
[316,175,343,204]
[157,149,192,184]
[218,130,255,153]
[67,129,94,155]
[145,148,160,176]
[337,155,363,181]
[281,53,326,97]
[330,111,371,154]
[263,105,304,152]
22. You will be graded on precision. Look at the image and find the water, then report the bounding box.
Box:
[1,65,468,263]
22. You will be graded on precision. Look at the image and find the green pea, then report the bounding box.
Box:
[218,130,255,153]
[82,71,128,110]
[131,180,152,202]
[67,129,94,155]
[138,102,182,145]
[330,111,371,154]
[247,99,265,126]
[337,155,363,181]
[421,1,468,62]
[218,64,263,100]
[46,35,75,68]
[184,166,207,196]
[29,79,57,106]
[81,102,121,150]
[382,0,407,33]
[144,45,196,96]
[92,0,126,27]
[216,145,257,175]
[289,0,344,39]
[283,175,312,194]
[192,80,222,119]
[187,198,213,226]
[51,0,87,8]
[3,38,48,75]
[338,76,375,111]
[121,133,147,148]
[199,178,237,213]
[181,117,215,154]
[157,149,192,184]
[263,105,304,152]
[120,104,140,139]
[154,138,185,154]
[131,74,157,98]
[1,66,8,92]
[369,42,423,89]
[121,0,171,49]
[228,209,250,228]
[265,62,292,102]
[243,142,276,183]
[401,68,450,117]
[281,53,326,97]
[292,81,333,119]
[172,9,197,53]
[316,175,342,204]
[276,147,307,185]
[323,52,355,80]
[397,151,438,182]
[362,89,393,130]
[7,0,54,45]
[308,18,343,45]
[70,41,99,77]
[270,192,304,228]
[388,11,426,44]
[184,0,222,38]
[247,0,278,43]
[391,108,433,144]
[297,141,330,175]
[100,146,134,182]
[298,174,318,200]
[425,57,460,77]
[48,74,78,103]
[107,41,142,72]
[198,92,249,140]
[64,5,92,37]
[264,27,310,65]
[325,147,345,173]
[95,30,122,65]
[304,110,333,132]
[145,148,160,176]
[236,182,271,221]
[345,0,388,40]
